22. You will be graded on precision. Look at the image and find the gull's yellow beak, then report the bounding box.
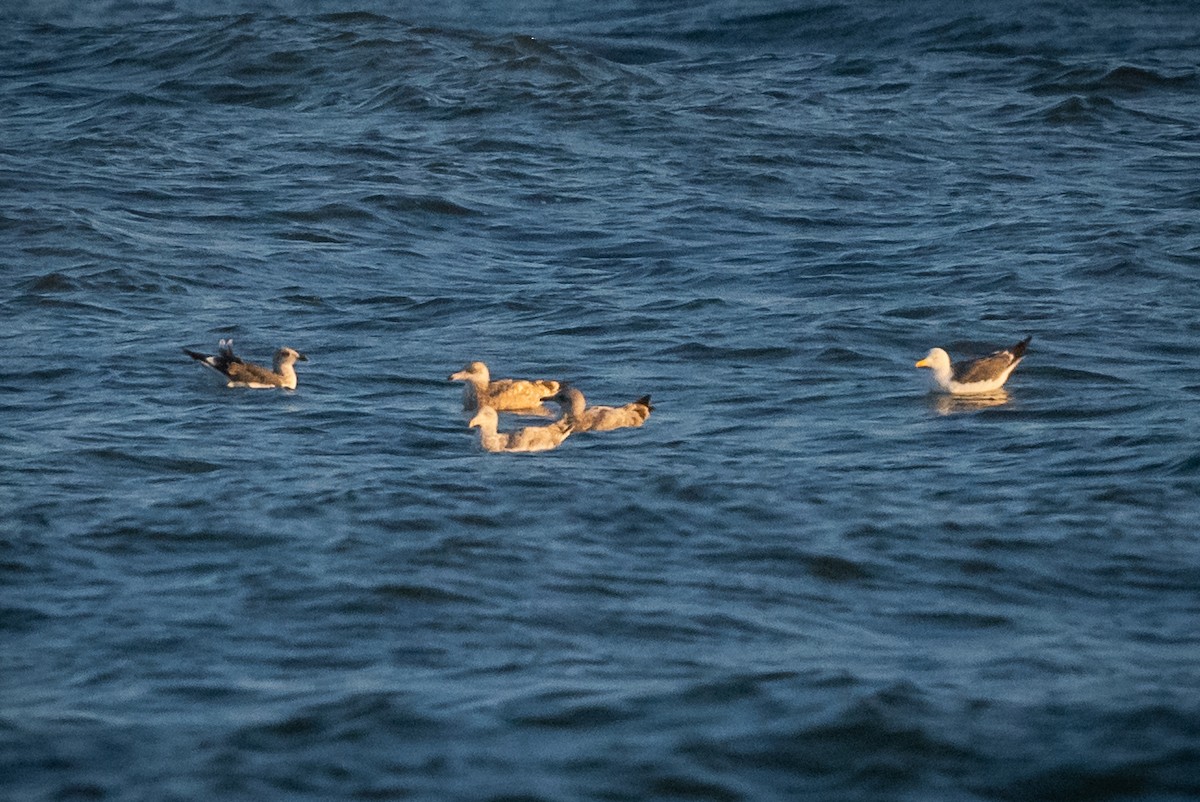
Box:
[915,358,930,368]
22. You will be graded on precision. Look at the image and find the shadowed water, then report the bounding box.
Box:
[2,1,1199,800]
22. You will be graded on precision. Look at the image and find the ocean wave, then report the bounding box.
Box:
[4,2,1200,800]
[1031,63,1199,96]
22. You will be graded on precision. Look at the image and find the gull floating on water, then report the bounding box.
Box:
[915,336,1031,395]
[543,386,653,432]
[468,405,573,453]
[184,339,307,390]
[449,361,560,415]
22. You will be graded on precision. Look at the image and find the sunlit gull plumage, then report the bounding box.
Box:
[467,406,573,453]
[544,386,653,433]
[184,339,307,390]
[449,361,559,415]
[915,336,1031,395]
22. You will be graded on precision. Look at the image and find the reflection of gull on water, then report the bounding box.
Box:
[449,361,559,415]
[468,406,573,453]
[543,386,653,433]
[930,390,1010,416]
[183,339,307,390]
[916,336,1031,394]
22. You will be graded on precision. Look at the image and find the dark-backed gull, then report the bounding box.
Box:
[184,339,307,390]
[915,336,1031,395]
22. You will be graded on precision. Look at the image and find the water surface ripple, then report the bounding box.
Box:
[2,1,1199,800]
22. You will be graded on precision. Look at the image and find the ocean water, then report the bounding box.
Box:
[3,1,1199,800]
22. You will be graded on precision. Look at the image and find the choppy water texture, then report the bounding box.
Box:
[3,1,1200,800]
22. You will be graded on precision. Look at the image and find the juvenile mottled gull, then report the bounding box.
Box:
[468,406,573,453]
[449,361,559,415]
[183,339,307,390]
[915,336,1031,395]
[544,386,653,432]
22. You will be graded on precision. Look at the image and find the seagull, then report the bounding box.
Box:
[183,339,307,390]
[467,406,573,453]
[543,386,653,432]
[915,336,1031,395]
[449,361,559,415]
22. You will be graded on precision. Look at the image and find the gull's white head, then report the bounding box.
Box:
[274,347,307,369]
[468,405,499,430]
[449,361,489,383]
[914,348,950,372]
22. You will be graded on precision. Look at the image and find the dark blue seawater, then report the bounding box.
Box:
[3,1,1199,799]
